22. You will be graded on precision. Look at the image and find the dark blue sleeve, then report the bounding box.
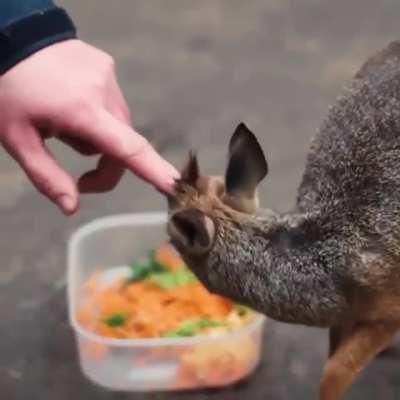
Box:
[0,0,77,74]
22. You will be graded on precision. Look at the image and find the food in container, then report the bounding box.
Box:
[68,213,265,391]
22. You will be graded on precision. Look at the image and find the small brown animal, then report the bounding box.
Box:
[166,41,400,400]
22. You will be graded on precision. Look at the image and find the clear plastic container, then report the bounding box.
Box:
[67,212,265,392]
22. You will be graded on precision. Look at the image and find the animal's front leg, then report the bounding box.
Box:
[328,326,341,358]
[320,322,399,400]
[328,323,354,357]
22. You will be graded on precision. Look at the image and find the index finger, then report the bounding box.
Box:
[65,109,180,193]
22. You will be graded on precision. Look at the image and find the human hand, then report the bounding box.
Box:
[0,39,179,215]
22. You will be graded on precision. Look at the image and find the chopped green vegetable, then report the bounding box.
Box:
[126,250,197,289]
[164,319,225,337]
[148,271,177,289]
[175,268,197,286]
[126,252,168,284]
[104,313,127,327]
[147,250,166,272]
[126,261,152,283]
[147,268,197,289]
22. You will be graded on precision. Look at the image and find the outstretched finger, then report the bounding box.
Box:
[63,108,179,193]
[77,91,129,193]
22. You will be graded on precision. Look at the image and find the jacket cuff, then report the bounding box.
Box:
[0,7,77,75]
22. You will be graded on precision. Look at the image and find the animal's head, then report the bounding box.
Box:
[167,122,268,261]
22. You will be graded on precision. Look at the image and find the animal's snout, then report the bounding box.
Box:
[167,209,215,256]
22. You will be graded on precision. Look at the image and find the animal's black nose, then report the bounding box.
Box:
[167,209,215,255]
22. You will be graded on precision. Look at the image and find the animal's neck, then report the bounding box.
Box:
[208,210,349,327]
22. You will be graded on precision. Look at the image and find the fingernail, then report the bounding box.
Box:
[57,194,76,215]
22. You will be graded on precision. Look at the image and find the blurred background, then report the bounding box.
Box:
[2,1,400,399]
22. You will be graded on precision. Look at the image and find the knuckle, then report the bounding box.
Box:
[72,96,95,115]
[96,51,115,74]
[106,55,115,69]
[103,53,115,70]
[64,98,97,129]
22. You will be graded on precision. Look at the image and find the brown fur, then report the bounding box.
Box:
[167,42,400,399]
[172,167,400,400]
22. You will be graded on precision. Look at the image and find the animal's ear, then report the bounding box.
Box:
[223,122,268,213]
[180,151,200,186]
[168,152,201,212]
[168,209,215,255]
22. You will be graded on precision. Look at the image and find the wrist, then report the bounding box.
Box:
[0,7,77,75]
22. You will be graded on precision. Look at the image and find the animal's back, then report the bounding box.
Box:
[297,41,400,258]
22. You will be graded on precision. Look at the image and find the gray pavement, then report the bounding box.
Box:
[2,1,400,399]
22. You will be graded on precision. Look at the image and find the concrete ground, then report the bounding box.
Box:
[2,1,400,399]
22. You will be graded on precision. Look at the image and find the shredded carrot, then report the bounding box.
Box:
[154,243,184,271]
[77,243,260,388]
[175,335,259,388]
[82,270,101,294]
[77,244,239,339]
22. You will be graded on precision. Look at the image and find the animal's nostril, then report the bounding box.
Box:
[168,209,215,253]
[171,214,197,246]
